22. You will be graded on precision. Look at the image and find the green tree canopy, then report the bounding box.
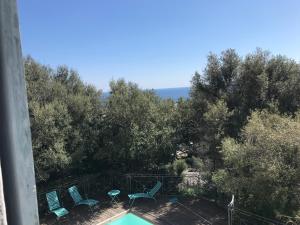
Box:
[96,80,176,172]
[213,110,300,217]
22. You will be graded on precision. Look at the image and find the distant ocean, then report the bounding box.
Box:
[152,87,190,100]
[103,87,190,100]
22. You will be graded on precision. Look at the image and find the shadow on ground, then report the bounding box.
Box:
[40,195,227,225]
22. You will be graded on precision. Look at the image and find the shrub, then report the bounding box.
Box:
[213,110,300,217]
[173,159,188,175]
[179,187,203,197]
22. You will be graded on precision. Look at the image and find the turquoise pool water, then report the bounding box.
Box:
[106,213,153,225]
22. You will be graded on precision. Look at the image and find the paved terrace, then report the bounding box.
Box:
[40,196,227,225]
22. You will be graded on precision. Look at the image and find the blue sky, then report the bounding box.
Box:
[18,0,300,91]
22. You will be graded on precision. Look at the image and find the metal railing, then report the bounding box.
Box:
[37,172,204,214]
[37,173,295,225]
[227,195,287,225]
[126,173,203,195]
[232,208,285,225]
[37,173,128,214]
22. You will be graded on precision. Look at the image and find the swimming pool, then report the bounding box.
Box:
[105,213,153,225]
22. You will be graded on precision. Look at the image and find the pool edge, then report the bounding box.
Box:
[96,209,129,225]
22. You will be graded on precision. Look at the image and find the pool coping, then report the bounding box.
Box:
[96,209,129,225]
[96,209,158,225]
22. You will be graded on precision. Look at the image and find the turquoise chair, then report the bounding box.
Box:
[128,181,162,206]
[68,185,99,207]
[46,191,69,219]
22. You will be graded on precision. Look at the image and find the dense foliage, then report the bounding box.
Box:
[213,111,300,217]
[183,49,300,217]
[25,57,176,182]
[25,48,300,218]
[97,80,176,171]
[25,57,104,181]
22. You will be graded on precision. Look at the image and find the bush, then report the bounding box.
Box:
[213,110,300,217]
[179,187,204,197]
[190,156,204,170]
[172,159,188,175]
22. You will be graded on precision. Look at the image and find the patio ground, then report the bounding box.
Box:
[40,196,227,225]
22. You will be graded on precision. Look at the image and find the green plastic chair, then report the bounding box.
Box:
[128,181,162,206]
[46,191,69,219]
[68,185,99,207]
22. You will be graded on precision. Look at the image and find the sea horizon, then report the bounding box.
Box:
[103,86,190,100]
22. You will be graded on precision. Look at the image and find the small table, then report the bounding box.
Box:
[107,189,120,204]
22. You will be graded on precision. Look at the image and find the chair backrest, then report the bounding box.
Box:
[149,181,162,197]
[46,191,61,211]
[68,185,83,204]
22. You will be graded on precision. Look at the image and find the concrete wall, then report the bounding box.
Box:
[0,164,7,225]
[0,0,39,224]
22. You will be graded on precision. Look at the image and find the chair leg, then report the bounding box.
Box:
[55,216,67,225]
[88,204,97,215]
[129,198,133,205]
[129,198,135,208]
